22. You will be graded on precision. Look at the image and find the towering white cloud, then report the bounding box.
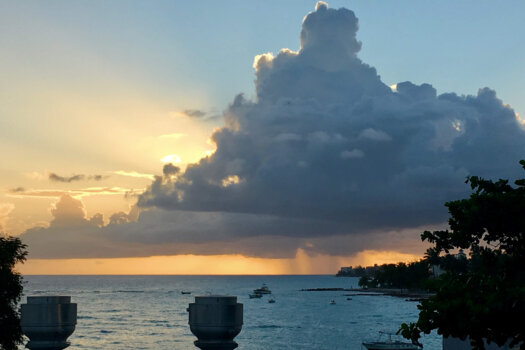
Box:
[138,2,525,232]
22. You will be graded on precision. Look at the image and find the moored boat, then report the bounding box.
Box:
[253,283,271,294]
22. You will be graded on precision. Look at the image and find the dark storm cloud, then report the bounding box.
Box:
[138,3,525,234]
[162,163,180,177]
[20,2,525,259]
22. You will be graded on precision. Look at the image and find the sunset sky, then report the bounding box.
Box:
[2,1,524,274]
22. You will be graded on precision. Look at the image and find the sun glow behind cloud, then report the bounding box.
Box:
[516,113,525,129]
[112,170,155,180]
[161,154,182,163]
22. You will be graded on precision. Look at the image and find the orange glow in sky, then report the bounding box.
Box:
[18,249,422,275]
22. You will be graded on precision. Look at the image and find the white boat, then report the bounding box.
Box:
[329,300,336,305]
[362,332,422,350]
[253,283,271,294]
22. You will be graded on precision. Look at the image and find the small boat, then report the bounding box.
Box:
[249,293,262,299]
[181,291,191,295]
[268,298,276,303]
[362,332,422,350]
[346,297,353,300]
[329,300,336,305]
[253,283,271,294]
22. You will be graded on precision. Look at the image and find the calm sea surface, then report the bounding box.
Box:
[22,275,440,349]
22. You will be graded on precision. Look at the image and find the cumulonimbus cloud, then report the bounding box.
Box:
[138,2,525,232]
[20,2,525,259]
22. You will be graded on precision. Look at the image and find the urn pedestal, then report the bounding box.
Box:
[188,295,243,350]
[20,296,77,350]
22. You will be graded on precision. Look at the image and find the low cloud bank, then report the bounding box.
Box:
[22,195,430,259]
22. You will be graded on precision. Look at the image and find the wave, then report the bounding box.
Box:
[254,325,282,329]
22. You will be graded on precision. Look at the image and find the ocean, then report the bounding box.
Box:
[22,275,441,349]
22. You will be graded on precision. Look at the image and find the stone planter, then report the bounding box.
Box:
[20,296,77,350]
[188,295,243,350]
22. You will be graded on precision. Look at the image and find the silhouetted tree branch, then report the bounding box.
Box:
[0,235,27,350]
[399,160,525,350]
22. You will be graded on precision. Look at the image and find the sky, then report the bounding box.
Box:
[1,1,524,274]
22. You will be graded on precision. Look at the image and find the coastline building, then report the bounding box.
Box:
[336,265,378,277]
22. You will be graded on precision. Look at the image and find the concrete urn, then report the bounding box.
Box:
[188,295,243,350]
[20,296,77,350]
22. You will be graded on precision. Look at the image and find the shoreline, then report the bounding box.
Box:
[301,287,434,300]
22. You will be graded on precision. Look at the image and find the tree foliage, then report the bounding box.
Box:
[399,161,525,350]
[357,261,430,290]
[0,235,27,350]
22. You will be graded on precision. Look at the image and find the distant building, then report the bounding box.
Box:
[431,264,445,277]
[336,265,378,277]
[336,266,354,276]
[430,249,467,277]
[456,249,466,260]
